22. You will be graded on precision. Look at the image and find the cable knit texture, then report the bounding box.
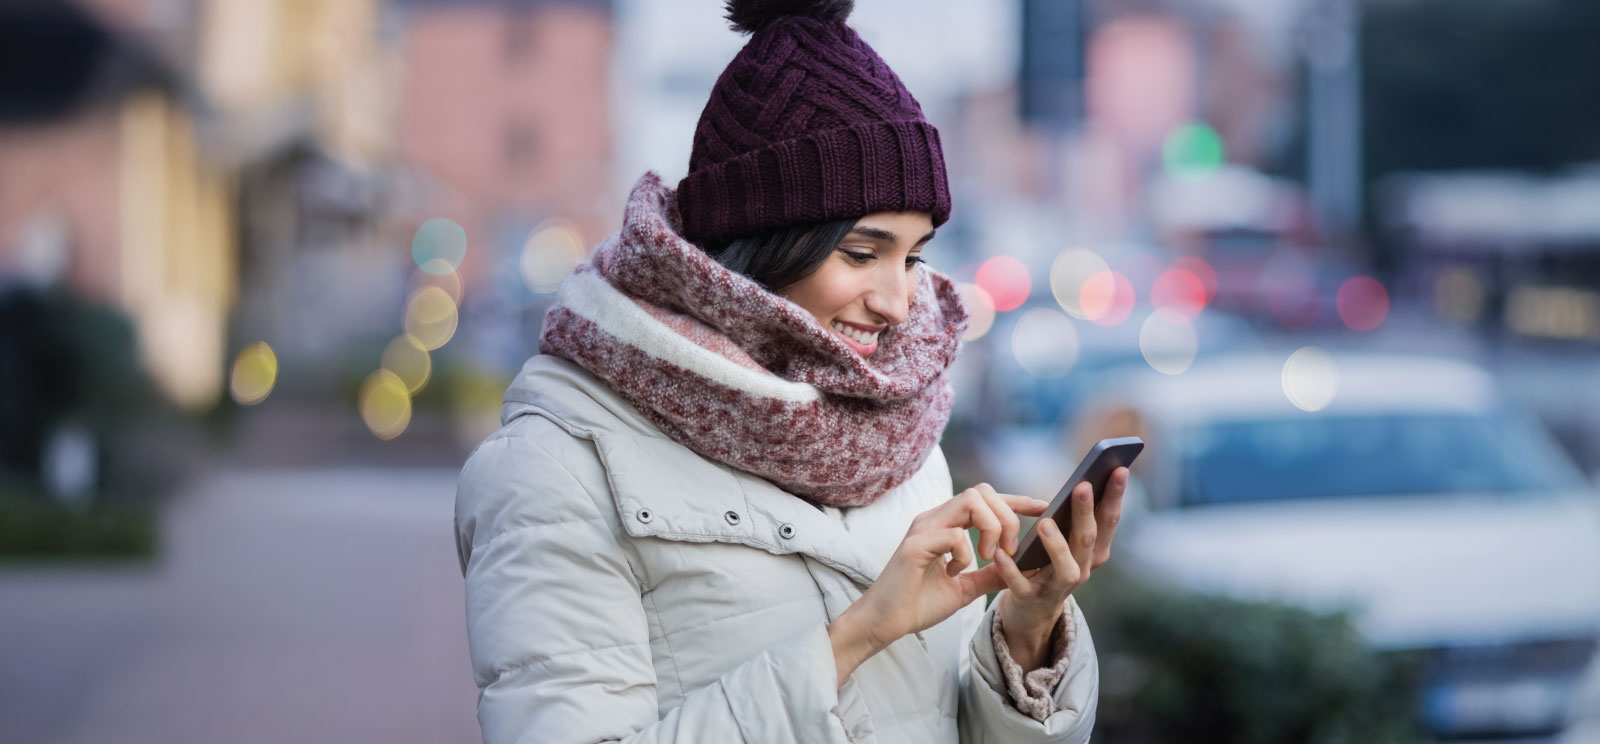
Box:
[677,1,951,245]
[990,601,1078,722]
[539,172,969,508]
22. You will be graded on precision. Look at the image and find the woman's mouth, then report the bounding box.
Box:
[830,321,881,355]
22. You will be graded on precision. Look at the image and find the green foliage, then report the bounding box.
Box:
[1075,566,1423,744]
[0,477,156,560]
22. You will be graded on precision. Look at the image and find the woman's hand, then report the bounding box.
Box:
[829,485,1048,685]
[991,467,1129,670]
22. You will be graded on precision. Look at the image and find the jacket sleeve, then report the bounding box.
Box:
[456,431,856,744]
[957,593,1100,744]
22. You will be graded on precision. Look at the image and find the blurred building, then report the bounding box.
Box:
[396,0,613,374]
[0,0,233,412]
[199,0,409,387]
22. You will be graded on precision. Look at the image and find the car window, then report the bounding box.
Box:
[1176,411,1587,505]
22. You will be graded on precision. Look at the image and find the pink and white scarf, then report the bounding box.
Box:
[538,172,969,508]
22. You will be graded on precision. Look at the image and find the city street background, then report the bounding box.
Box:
[3,0,1599,742]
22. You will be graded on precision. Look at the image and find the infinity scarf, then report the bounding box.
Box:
[538,172,969,508]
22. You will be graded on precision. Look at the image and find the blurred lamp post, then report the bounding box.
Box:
[1300,0,1363,253]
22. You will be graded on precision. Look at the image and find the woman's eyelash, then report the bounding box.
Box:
[840,250,926,267]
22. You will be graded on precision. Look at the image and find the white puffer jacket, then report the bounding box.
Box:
[454,354,1100,743]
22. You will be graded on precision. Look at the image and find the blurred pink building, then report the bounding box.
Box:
[396,0,614,311]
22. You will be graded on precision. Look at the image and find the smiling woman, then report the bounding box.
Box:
[454,0,1117,741]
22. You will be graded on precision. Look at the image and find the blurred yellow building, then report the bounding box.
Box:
[0,0,402,412]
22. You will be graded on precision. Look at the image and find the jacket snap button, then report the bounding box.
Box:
[779,523,796,539]
[636,509,653,523]
[724,510,741,525]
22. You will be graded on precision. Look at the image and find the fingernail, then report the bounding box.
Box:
[1041,518,1057,535]
[1078,488,1092,504]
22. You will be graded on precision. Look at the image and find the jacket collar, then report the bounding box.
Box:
[502,354,887,587]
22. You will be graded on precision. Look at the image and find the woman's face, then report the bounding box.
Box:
[780,211,934,357]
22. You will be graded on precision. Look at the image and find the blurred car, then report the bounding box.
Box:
[971,306,1260,497]
[1066,351,1600,740]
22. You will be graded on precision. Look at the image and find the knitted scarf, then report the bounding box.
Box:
[538,172,969,508]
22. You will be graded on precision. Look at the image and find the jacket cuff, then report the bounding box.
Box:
[990,601,1076,722]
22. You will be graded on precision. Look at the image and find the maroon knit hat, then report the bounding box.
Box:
[676,0,952,247]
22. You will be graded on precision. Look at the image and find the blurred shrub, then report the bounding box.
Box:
[0,476,155,559]
[0,283,196,558]
[1075,566,1423,744]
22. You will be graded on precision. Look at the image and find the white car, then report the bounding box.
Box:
[1065,351,1600,740]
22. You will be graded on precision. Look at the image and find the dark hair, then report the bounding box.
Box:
[702,218,858,292]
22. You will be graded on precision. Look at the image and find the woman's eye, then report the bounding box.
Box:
[906,256,925,269]
[842,251,874,264]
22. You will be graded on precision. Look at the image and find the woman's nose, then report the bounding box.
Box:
[867,266,911,326]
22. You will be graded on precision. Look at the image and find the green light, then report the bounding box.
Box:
[1162,123,1225,175]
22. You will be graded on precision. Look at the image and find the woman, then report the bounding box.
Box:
[453,2,1128,742]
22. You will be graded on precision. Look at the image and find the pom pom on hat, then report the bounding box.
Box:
[724,0,854,35]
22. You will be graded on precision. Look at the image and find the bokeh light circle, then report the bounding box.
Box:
[412,218,467,275]
[1011,308,1080,378]
[1139,309,1198,375]
[976,256,1031,312]
[1282,346,1339,412]
[359,369,412,440]
[1050,249,1111,319]
[1171,256,1217,303]
[404,286,459,350]
[958,282,997,342]
[520,218,586,293]
[1336,276,1390,332]
[407,259,463,305]
[1151,267,1207,319]
[1162,122,1226,175]
[381,334,432,394]
[1082,271,1136,326]
[229,341,278,406]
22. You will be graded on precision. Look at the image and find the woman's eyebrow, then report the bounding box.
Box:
[846,226,938,246]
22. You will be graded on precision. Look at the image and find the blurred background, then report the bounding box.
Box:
[1,0,1598,742]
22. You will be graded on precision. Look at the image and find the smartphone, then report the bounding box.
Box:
[1012,437,1144,572]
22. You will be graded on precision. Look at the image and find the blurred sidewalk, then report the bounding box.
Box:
[0,465,479,744]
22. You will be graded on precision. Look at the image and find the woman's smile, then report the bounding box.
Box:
[830,319,883,355]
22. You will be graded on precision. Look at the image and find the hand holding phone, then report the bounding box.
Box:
[1012,437,1143,572]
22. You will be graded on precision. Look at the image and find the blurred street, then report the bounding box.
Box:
[0,464,477,744]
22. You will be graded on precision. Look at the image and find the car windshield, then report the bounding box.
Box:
[1176,411,1587,505]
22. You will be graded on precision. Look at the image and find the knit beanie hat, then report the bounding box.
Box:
[676,0,953,247]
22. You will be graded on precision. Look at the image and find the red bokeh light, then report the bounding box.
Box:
[975,256,1031,312]
[1151,268,1208,319]
[1081,271,1136,326]
[1171,256,1217,303]
[1337,276,1389,331]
